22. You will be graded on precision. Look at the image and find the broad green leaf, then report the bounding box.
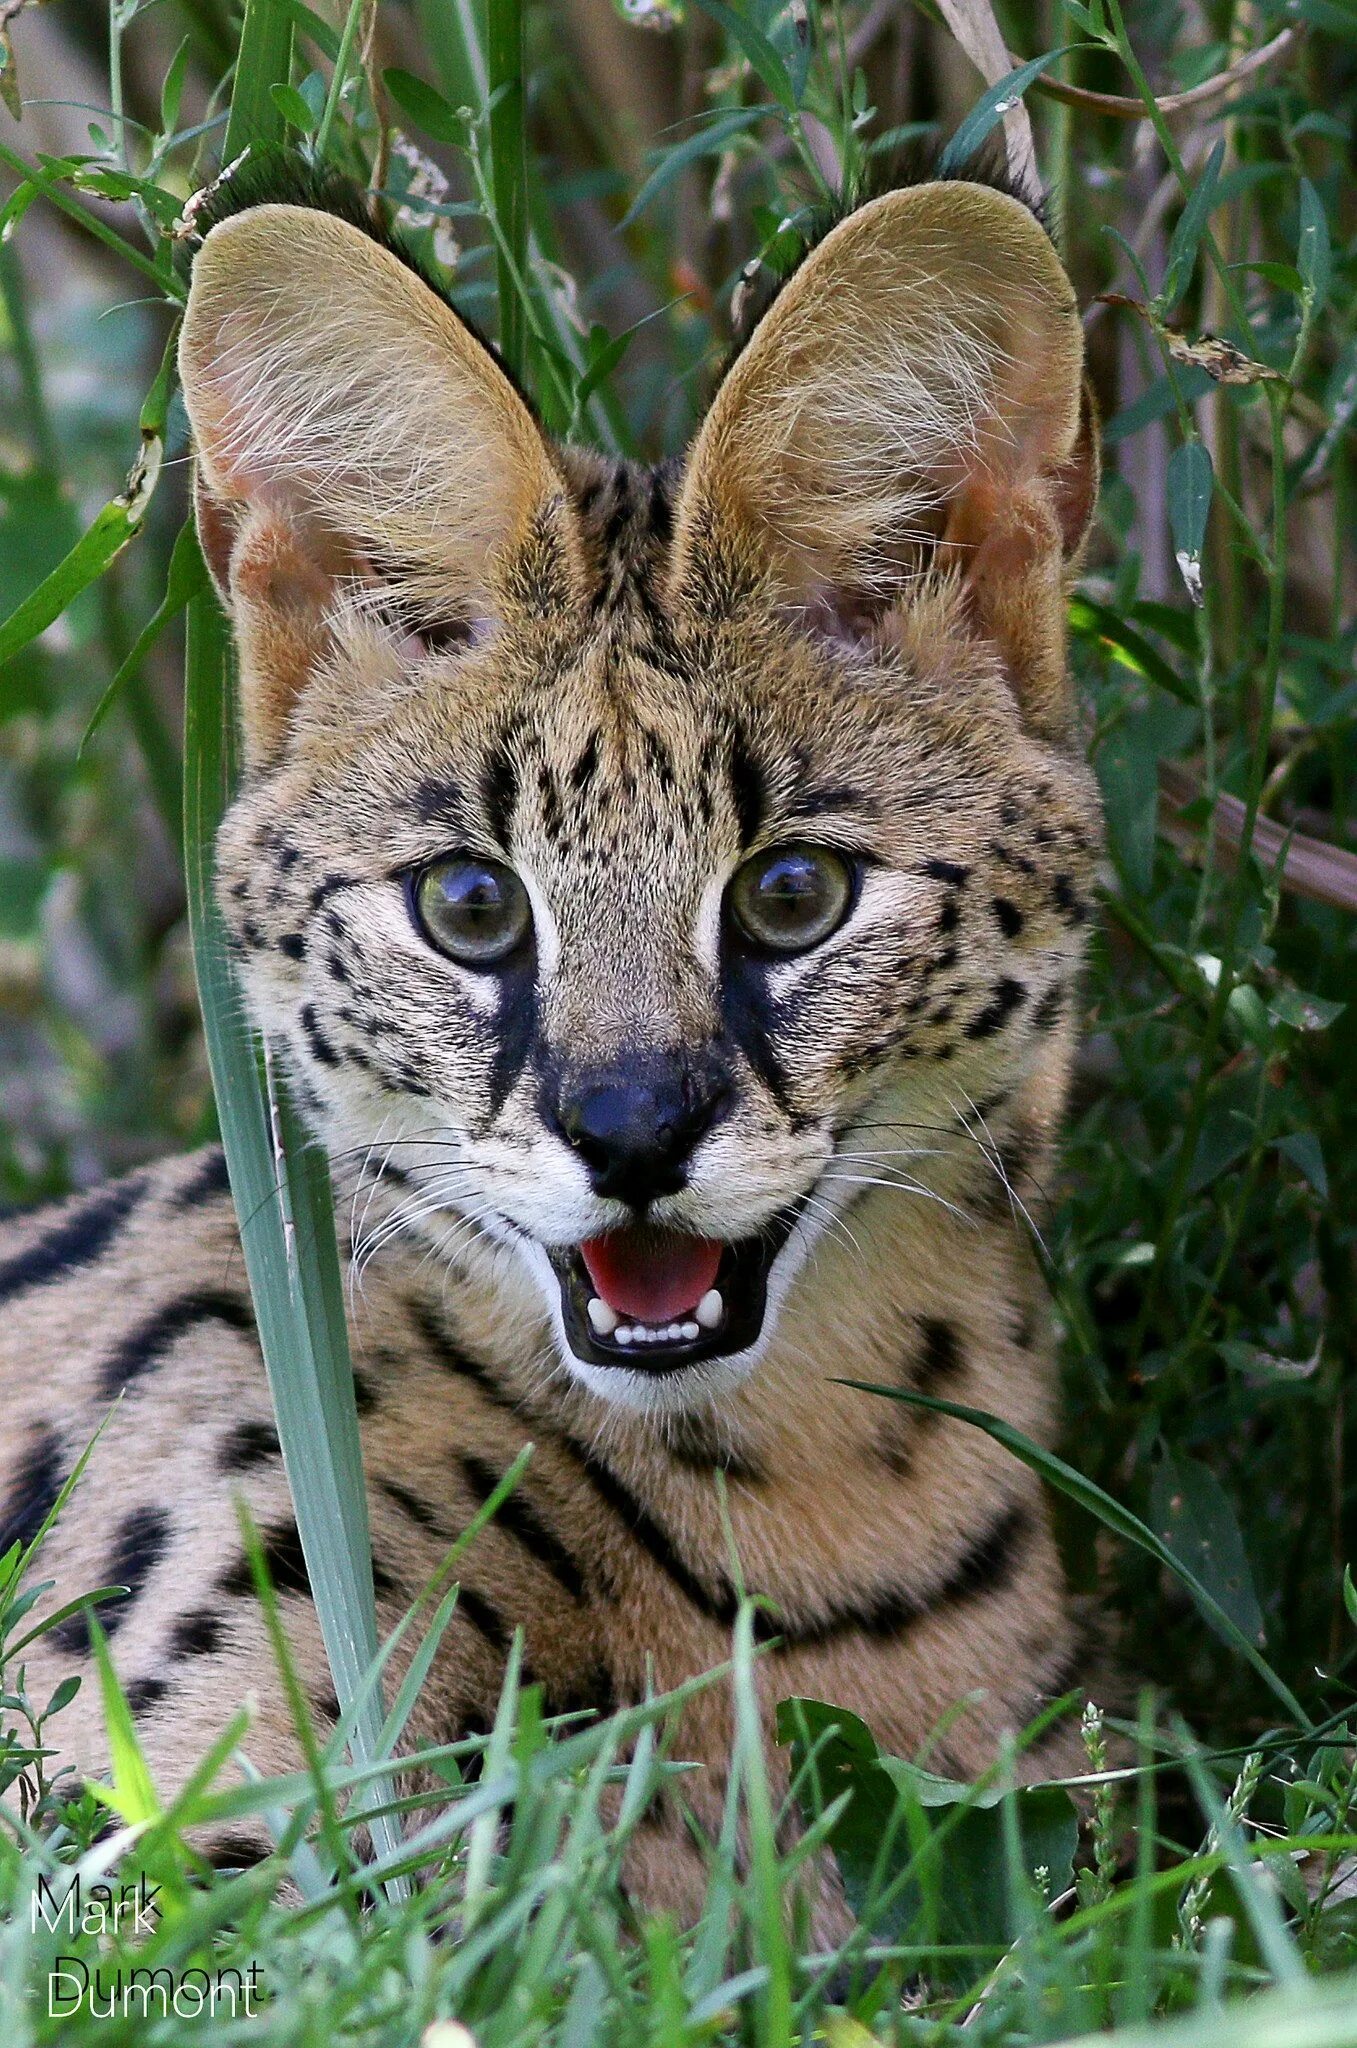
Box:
[1275,1130,1328,1197]
[1069,595,1196,706]
[1270,986,1345,1032]
[224,0,295,156]
[622,107,765,226]
[1161,139,1225,313]
[1297,176,1332,311]
[778,1698,1078,1968]
[938,50,1073,179]
[270,80,319,131]
[688,0,797,111]
[383,66,469,145]
[1167,438,1213,604]
[1149,1449,1265,1647]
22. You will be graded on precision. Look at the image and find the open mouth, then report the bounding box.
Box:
[553,1207,800,1374]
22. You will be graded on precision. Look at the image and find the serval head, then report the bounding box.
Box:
[180,164,1100,1412]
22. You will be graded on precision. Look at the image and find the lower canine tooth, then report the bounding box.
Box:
[587,1297,619,1337]
[695,1288,724,1330]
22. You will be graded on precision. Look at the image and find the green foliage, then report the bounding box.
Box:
[1,0,1355,2038]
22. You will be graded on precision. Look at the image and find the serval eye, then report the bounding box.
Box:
[412,856,531,967]
[728,843,854,955]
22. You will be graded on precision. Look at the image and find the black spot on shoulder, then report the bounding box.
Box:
[0,1176,145,1308]
[992,897,1025,939]
[300,1001,341,1068]
[125,1674,170,1717]
[171,1608,227,1657]
[965,977,1028,1041]
[219,1418,281,1474]
[98,1289,256,1401]
[0,1426,64,1552]
[936,896,961,936]
[220,1519,311,1600]
[278,932,305,961]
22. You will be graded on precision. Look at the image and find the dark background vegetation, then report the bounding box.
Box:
[1,0,1356,2033]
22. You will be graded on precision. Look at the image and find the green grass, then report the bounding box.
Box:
[2,0,1356,2039]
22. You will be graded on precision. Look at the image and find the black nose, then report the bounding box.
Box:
[556,1056,730,1209]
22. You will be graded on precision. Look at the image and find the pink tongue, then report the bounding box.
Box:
[580,1228,723,1323]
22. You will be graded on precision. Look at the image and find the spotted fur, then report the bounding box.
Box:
[0,162,1103,1931]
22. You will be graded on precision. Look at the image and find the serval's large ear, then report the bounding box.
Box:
[180,203,579,762]
[669,181,1098,738]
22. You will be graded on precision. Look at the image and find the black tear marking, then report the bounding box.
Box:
[220,1519,311,1600]
[965,977,1028,1042]
[218,1418,281,1474]
[461,1454,586,1600]
[98,1289,255,1400]
[992,897,1025,939]
[484,954,538,1119]
[300,1001,342,1068]
[0,1426,64,1552]
[0,1176,145,1308]
[922,858,970,887]
[171,1608,226,1657]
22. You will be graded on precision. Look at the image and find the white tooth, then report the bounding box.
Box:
[696,1289,724,1330]
[681,1321,699,1341]
[587,1297,619,1337]
[615,1326,634,1346]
